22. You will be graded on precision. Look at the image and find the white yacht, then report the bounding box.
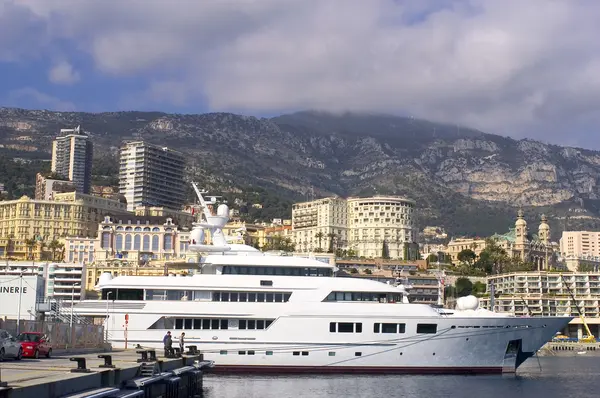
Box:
[72,184,571,374]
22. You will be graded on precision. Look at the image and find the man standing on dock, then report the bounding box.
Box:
[163,331,172,356]
[179,332,185,354]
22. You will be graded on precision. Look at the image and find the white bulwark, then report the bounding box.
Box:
[0,275,45,319]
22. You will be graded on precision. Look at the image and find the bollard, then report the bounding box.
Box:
[70,357,91,373]
[187,345,198,355]
[173,347,182,357]
[148,350,157,361]
[136,350,149,363]
[98,354,116,368]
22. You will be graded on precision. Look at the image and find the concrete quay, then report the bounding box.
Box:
[0,349,213,398]
[538,341,600,356]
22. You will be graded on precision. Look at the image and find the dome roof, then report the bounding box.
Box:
[515,209,527,227]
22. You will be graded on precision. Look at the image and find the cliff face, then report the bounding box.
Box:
[1,108,599,236]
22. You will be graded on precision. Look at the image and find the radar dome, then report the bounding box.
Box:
[190,226,205,244]
[217,204,229,217]
[97,272,113,287]
[455,295,479,311]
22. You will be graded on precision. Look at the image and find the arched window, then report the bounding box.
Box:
[143,235,150,251]
[152,235,159,251]
[164,234,173,250]
[101,232,111,249]
[134,227,142,232]
[143,227,151,232]
[152,227,160,232]
[115,234,123,251]
[125,234,132,250]
[134,235,141,250]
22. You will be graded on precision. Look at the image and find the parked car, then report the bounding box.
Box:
[0,329,22,361]
[17,332,52,359]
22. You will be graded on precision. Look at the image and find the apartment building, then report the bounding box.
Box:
[0,192,128,259]
[119,141,186,211]
[560,231,600,257]
[51,126,93,194]
[480,271,600,339]
[347,196,417,259]
[35,173,76,200]
[291,197,348,253]
[292,195,418,260]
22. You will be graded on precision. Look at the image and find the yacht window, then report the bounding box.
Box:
[260,280,273,286]
[249,293,257,302]
[248,320,256,329]
[230,292,238,302]
[257,293,265,302]
[417,324,437,334]
[323,291,403,302]
[240,293,247,302]
[266,320,273,328]
[193,319,202,329]
[175,319,184,329]
[211,319,220,329]
[266,351,273,356]
[274,293,283,302]
[202,319,210,329]
[257,320,265,329]
[221,292,230,302]
[338,323,354,333]
[184,319,192,330]
[330,322,362,333]
[266,293,274,302]
[220,319,228,329]
[374,323,380,333]
[381,323,397,333]
[284,293,291,301]
[330,322,336,332]
[212,292,220,301]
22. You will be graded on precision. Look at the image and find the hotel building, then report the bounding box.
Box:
[292,196,418,260]
[119,141,186,211]
[51,126,93,194]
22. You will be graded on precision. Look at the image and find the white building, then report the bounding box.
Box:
[292,197,348,253]
[0,275,45,320]
[51,126,93,194]
[480,271,600,339]
[560,231,600,257]
[0,262,85,303]
[119,141,186,211]
[291,195,418,259]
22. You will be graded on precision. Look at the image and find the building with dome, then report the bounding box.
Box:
[489,210,558,270]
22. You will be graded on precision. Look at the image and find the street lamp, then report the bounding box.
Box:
[16,272,23,335]
[69,283,80,345]
[105,291,113,342]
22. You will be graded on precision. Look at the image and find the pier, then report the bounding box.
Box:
[0,348,213,398]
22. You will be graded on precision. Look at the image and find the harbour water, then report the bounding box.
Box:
[202,357,597,398]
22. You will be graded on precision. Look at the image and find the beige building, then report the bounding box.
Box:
[292,195,418,259]
[51,126,93,194]
[0,193,128,260]
[445,238,487,262]
[480,271,600,339]
[560,231,600,257]
[292,197,348,253]
[35,173,76,200]
[134,206,194,229]
[562,255,600,272]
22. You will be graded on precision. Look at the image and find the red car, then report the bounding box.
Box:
[17,332,52,359]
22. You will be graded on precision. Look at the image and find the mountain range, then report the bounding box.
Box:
[1,107,600,240]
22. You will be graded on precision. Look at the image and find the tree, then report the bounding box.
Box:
[457,249,476,265]
[327,233,336,253]
[455,277,473,297]
[381,240,390,259]
[349,267,358,274]
[364,268,372,275]
[25,238,36,260]
[426,254,438,265]
[474,238,510,274]
[472,281,487,296]
[347,249,357,258]
[315,232,324,251]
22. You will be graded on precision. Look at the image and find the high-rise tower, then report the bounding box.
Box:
[51,125,93,194]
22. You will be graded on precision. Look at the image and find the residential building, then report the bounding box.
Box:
[119,141,185,211]
[292,197,348,253]
[480,271,600,339]
[292,196,419,259]
[134,206,194,229]
[0,192,128,259]
[0,261,85,303]
[560,231,600,257]
[562,255,600,272]
[445,238,487,262]
[65,237,96,265]
[347,196,417,259]
[35,172,76,200]
[51,126,93,194]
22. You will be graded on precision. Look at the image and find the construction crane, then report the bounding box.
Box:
[560,274,596,343]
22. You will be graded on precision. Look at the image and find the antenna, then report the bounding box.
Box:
[191,182,213,221]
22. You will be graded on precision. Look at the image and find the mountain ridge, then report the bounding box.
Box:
[1,107,600,239]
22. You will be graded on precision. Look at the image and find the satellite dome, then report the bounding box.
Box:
[217,204,229,217]
[455,295,479,311]
[97,272,113,287]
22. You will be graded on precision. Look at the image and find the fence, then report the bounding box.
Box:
[0,319,104,349]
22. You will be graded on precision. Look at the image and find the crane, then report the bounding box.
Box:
[560,274,595,343]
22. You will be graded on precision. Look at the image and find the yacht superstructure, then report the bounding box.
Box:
[72,184,572,374]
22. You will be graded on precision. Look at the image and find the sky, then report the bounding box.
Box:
[1,0,600,148]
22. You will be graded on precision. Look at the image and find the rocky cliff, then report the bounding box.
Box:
[1,107,599,237]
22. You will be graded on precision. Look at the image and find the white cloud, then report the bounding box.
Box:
[48,60,80,84]
[8,87,76,111]
[4,0,600,147]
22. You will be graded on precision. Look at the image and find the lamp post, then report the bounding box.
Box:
[69,283,80,346]
[105,291,113,342]
[16,272,23,335]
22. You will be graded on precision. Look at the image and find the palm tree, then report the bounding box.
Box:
[327,233,336,253]
[315,232,324,251]
[48,240,62,261]
[25,238,36,260]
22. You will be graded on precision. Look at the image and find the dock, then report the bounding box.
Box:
[0,347,213,398]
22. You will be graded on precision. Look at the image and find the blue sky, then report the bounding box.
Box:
[1,0,600,148]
